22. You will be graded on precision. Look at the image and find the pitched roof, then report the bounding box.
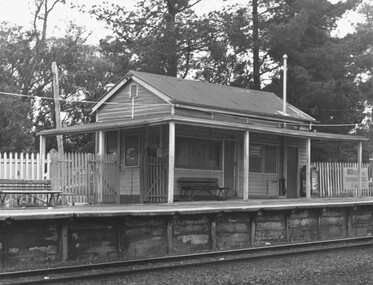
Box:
[93,70,315,123]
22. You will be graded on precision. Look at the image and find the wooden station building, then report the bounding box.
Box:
[39,71,368,204]
[2,71,372,269]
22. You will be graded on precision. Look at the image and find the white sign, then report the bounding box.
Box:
[343,167,368,190]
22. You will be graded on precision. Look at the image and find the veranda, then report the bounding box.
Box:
[0,152,371,207]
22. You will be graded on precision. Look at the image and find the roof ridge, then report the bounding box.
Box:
[131,70,276,96]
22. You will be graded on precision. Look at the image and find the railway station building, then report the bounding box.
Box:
[39,71,368,204]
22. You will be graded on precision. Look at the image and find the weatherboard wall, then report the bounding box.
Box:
[97,79,171,122]
[105,123,308,202]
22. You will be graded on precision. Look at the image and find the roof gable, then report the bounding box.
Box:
[91,70,315,122]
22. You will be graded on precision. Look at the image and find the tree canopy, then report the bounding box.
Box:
[0,0,373,160]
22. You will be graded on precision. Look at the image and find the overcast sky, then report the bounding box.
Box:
[0,0,363,44]
[0,0,249,44]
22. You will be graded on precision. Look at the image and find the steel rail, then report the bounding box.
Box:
[1,236,373,285]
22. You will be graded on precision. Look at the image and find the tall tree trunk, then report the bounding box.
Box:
[165,0,178,77]
[252,0,261,90]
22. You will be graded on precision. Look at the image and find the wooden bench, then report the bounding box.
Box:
[179,177,229,200]
[0,179,61,207]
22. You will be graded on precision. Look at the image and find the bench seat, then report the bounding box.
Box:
[179,177,229,200]
[0,179,61,207]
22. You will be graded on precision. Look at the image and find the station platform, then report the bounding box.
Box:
[2,197,373,221]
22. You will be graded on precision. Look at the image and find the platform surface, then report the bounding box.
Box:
[1,197,373,220]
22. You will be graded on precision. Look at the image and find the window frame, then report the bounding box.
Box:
[249,143,278,174]
[175,136,223,170]
[129,84,138,98]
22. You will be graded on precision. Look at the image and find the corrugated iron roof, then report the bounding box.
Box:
[129,71,315,122]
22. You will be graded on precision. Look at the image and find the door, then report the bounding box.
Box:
[224,140,237,197]
[286,146,299,198]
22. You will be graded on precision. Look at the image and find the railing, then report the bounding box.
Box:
[312,162,373,197]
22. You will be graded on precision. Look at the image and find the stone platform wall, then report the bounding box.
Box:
[1,206,372,270]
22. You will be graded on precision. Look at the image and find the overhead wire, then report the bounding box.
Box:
[0,90,366,128]
[0,91,169,106]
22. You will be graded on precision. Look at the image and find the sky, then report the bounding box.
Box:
[0,0,364,45]
[0,0,250,44]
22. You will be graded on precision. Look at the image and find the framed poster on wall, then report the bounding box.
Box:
[125,134,139,167]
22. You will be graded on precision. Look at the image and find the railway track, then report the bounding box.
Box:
[1,236,373,284]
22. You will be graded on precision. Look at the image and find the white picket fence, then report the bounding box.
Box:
[0,152,51,180]
[0,152,119,207]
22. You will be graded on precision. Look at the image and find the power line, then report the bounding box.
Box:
[0,91,118,105]
[0,91,169,106]
[0,91,366,128]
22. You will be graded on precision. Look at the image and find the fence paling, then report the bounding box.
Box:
[0,152,50,180]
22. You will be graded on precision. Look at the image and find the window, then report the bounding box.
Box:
[250,143,277,174]
[176,137,222,170]
[106,131,118,155]
[124,135,139,167]
[129,84,138,98]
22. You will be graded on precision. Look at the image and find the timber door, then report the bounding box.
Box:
[224,140,237,197]
[286,146,299,198]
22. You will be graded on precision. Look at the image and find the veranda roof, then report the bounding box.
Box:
[38,115,368,142]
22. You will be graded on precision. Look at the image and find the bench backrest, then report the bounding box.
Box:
[0,179,51,184]
[0,179,52,190]
[179,177,220,188]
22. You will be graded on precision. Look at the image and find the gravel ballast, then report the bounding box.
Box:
[84,246,373,285]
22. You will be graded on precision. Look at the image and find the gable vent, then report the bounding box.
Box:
[130,84,138,98]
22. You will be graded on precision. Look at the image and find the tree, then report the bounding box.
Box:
[262,0,366,161]
[32,23,120,152]
[0,23,36,152]
[192,5,252,86]
[85,0,204,77]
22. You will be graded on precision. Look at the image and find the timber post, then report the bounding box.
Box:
[306,138,311,199]
[49,149,59,194]
[168,121,175,203]
[243,130,250,200]
[97,130,105,203]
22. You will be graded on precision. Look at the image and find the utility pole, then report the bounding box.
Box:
[51,62,64,153]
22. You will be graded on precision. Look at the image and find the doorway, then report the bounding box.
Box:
[286,146,299,198]
[224,140,237,197]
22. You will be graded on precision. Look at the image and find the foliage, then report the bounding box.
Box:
[0,20,118,152]
[1,0,373,161]
[86,0,206,78]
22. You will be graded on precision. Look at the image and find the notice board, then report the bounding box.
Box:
[343,167,368,190]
